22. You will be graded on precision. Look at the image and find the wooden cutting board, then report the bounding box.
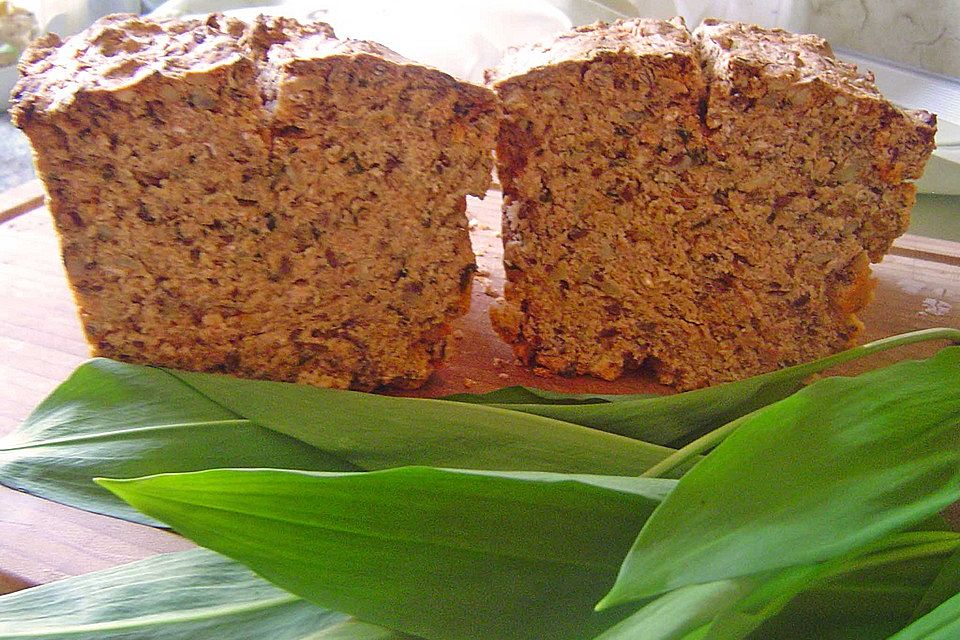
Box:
[1,180,959,594]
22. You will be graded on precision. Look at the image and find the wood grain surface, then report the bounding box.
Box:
[1,182,959,595]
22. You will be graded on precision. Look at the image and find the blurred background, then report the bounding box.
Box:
[1,0,958,237]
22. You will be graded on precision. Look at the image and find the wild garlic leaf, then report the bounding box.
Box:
[886,591,960,640]
[167,368,679,475]
[598,529,960,640]
[0,359,679,525]
[0,547,412,640]
[590,579,758,640]
[443,328,960,447]
[443,386,658,405]
[600,346,960,607]
[98,467,677,640]
[699,530,960,640]
[912,544,960,619]
[0,359,351,525]
[748,532,960,640]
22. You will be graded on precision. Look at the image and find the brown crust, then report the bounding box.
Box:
[12,14,249,125]
[695,20,936,184]
[238,14,336,60]
[485,17,692,86]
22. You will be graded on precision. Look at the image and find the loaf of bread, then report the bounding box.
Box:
[488,18,935,390]
[12,14,498,389]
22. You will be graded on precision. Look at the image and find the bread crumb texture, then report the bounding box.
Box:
[12,13,499,390]
[488,18,935,390]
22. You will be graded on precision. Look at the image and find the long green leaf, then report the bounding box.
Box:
[0,547,411,639]
[701,531,960,640]
[0,359,679,524]
[98,467,677,640]
[599,530,960,640]
[591,579,757,640]
[443,386,657,405]
[600,346,960,607]
[91,468,957,640]
[444,329,960,447]
[167,368,678,474]
[0,360,351,525]
[748,533,960,640]
[886,591,960,639]
[913,544,960,618]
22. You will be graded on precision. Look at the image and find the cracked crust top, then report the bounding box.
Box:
[694,19,936,181]
[244,14,487,116]
[11,14,253,123]
[484,18,694,86]
[238,14,335,61]
[695,19,879,95]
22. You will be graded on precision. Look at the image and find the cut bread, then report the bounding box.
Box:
[13,13,499,389]
[488,19,935,389]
